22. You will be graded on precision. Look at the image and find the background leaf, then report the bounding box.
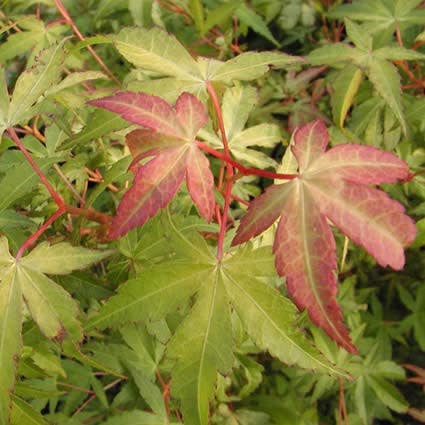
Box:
[7,40,66,126]
[20,242,113,275]
[168,272,233,425]
[0,267,22,425]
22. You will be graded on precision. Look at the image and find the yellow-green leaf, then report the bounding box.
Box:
[0,267,22,425]
[20,241,113,275]
[331,64,363,128]
[7,40,66,126]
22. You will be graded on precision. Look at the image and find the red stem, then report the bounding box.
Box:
[206,82,232,160]
[65,205,111,225]
[196,140,298,181]
[206,82,234,261]
[7,128,64,207]
[53,0,120,85]
[8,127,111,258]
[230,194,250,207]
[156,370,171,420]
[16,207,66,259]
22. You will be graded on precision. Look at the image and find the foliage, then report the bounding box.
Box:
[0,1,424,424]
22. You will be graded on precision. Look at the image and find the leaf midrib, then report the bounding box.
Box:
[197,272,219,424]
[115,39,201,82]
[299,184,343,341]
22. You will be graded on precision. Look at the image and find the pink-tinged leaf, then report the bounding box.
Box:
[175,92,208,140]
[89,91,186,139]
[234,119,417,351]
[232,183,294,246]
[308,144,410,184]
[186,146,215,222]
[308,177,417,270]
[108,146,188,239]
[292,119,328,172]
[126,129,184,159]
[273,182,357,353]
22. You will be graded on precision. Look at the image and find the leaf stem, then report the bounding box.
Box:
[16,207,66,260]
[338,377,349,425]
[206,81,234,261]
[156,369,171,420]
[7,127,64,207]
[196,140,298,181]
[72,377,124,417]
[65,205,111,225]
[53,0,120,85]
[206,82,232,160]
[56,381,95,395]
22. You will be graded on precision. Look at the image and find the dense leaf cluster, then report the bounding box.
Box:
[0,1,424,424]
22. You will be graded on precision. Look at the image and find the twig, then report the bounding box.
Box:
[156,369,171,420]
[206,81,234,261]
[72,378,123,417]
[65,205,111,225]
[84,167,119,192]
[53,0,120,85]
[8,128,64,206]
[196,141,298,181]
[16,207,66,259]
[57,381,95,395]
[338,377,349,425]
[54,164,87,205]
[230,194,249,207]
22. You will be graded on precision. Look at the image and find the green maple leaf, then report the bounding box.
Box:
[111,27,301,101]
[7,39,67,128]
[0,17,45,65]
[87,235,345,425]
[328,0,425,37]
[0,237,112,425]
[308,19,425,134]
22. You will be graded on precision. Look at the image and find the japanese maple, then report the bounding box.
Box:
[0,3,423,423]
[88,84,417,354]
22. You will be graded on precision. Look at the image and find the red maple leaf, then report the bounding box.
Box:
[89,92,214,239]
[232,120,417,353]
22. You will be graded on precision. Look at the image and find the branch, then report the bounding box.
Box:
[65,205,111,225]
[206,82,234,261]
[16,207,66,260]
[7,128,64,207]
[196,141,298,181]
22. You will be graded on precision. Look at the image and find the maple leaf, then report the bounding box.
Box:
[86,239,345,425]
[89,91,215,239]
[308,19,425,135]
[232,119,417,353]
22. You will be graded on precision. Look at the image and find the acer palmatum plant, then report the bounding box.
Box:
[89,91,416,355]
[0,2,424,423]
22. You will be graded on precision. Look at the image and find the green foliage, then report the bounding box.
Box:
[0,1,424,424]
